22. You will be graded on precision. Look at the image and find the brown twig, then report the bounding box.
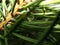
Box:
[0,0,29,30]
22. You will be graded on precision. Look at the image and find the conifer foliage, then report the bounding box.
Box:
[0,0,60,45]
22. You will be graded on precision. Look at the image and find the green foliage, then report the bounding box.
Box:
[0,0,60,45]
